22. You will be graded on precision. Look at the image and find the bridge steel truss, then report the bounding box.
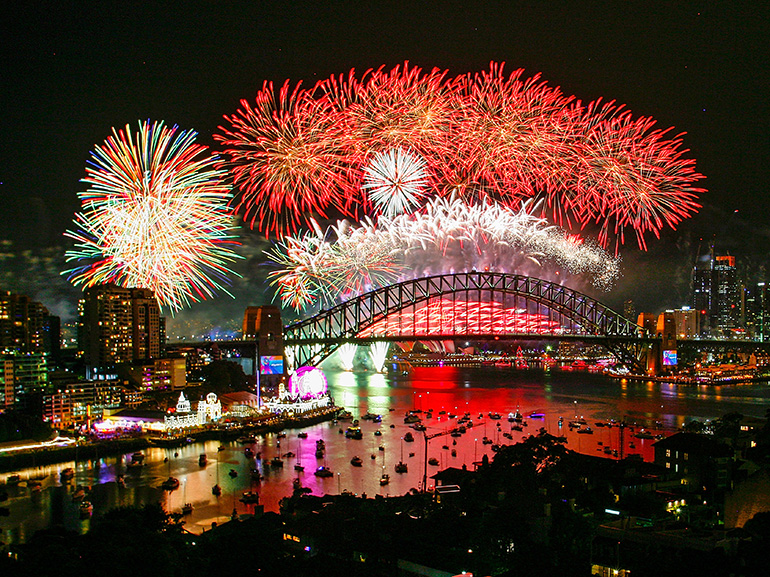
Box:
[284,272,649,372]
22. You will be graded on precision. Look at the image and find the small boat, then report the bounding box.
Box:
[129,452,144,466]
[270,457,284,468]
[60,468,75,483]
[314,466,333,478]
[315,449,325,459]
[218,445,226,451]
[350,456,363,467]
[428,457,439,466]
[379,445,385,451]
[395,461,408,474]
[282,451,296,458]
[409,452,415,457]
[404,432,414,442]
[79,501,93,519]
[5,474,21,485]
[244,447,254,458]
[162,477,180,491]
[240,491,260,504]
[229,469,238,478]
[212,484,221,496]
[404,413,421,424]
[181,503,193,515]
[199,454,208,466]
[345,426,363,439]
[488,412,502,420]
[508,411,523,423]
[374,430,382,436]
[298,432,308,439]
[577,427,593,434]
[277,432,287,439]
[635,430,655,440]
[238,436,255,444]
[451,449,457,457]
[379,473,390,486]
[529,412,546,419]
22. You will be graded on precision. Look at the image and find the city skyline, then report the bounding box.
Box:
[1,2,768,328]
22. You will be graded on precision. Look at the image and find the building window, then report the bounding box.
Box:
[666,462,670,469]
[684,453,688,460]
[666,449,671,458]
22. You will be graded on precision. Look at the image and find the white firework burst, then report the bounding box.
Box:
[362,148,429,217]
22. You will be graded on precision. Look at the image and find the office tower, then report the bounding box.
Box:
[0,290,51,353]
[744,282,769,341]
[243,305,284,394]
[0,352,48,411]
[692,248,739,335]
[79,284,162,376]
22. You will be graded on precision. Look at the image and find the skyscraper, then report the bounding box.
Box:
[692,248,739,335]
[79,284,162,377]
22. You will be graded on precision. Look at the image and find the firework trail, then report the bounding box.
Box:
[218,62,704,248]
[267,196,620,311]
[63,120,241,313]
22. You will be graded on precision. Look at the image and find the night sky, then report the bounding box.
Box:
[1,1,768,329]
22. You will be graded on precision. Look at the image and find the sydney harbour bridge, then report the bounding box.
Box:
[169,271,770,384]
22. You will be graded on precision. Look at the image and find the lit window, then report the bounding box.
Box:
[666,449,671,457]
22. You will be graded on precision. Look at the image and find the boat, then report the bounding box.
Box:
[237,435,255,444]
[428,457,439,466]
[374,430,382,436]
[199,454,208,466]
[5,474,21,485]
[488,412,502,420]
[315,449,325,459]
[451,449,457,457]
[60,468,75,483]
[298,432,308,439]
[314,466,333,478]
[577,427,594,434]
[181,503,193,515]
[529,412,545,419]
[395,461,408,474]
[404,432,415,442]
[373,414,382,423]
[362,412,378,420]
[79,501,93,519]
[240,491,260,504]
[162,477,180,491]
[350,456,363,467]
[635,430,655,439]
[338,410,353,420]
[270,457,284,468]
[129,452,145,466]
[212,484,221,496]
[229,469,238,478]
[218,445,226,451]
[345,426,363,439]
[508,410,523,423]
[404,413,421,424]
[244,447,254,458]
[379,472,390,486]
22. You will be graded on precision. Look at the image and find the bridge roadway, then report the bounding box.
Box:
[167,272,770,373]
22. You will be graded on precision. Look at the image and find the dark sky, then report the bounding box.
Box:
[1,1,768,326]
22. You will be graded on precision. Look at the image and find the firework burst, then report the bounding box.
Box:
[362,148,429,217]
[218,62,704,248]
[63,120,241,312]
[267,195,620,311]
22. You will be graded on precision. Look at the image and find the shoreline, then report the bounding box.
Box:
[0,406,339,474]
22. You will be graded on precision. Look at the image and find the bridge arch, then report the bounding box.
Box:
[284,272,647,371]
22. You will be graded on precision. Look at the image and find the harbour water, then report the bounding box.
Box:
[2,365,769,542]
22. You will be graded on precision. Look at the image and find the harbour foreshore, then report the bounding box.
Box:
[0,405,339,473]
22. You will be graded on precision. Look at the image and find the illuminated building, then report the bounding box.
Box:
[243,305,285,394]
[42,379,123,428]
[0,352,48,411]
[670,307,701,338]
[744,282,769,341]
[0,289,58,355]
[78,284,162,377]
[692,249,739,335]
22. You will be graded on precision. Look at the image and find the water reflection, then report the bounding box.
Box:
[3,366,769,543]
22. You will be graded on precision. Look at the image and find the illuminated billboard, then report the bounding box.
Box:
[662,350,677,366]
[260,355,284,375]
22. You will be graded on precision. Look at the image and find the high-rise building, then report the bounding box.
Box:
[0,352,48,411]
[79,284,162,376]
[692,249,740,335]
[671,307,701,338]
[744,282,769,341]
[0,290,53,353]
[243,305,284,394]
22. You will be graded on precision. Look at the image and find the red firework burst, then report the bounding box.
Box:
[216,62,704,248]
